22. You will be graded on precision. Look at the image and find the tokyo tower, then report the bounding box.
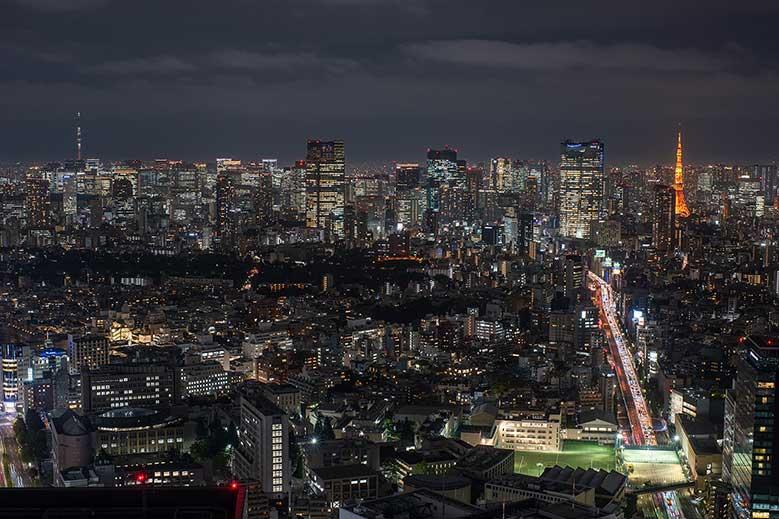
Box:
[674,129,690,218]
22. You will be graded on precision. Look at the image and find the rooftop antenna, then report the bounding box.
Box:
[76,112,82,161]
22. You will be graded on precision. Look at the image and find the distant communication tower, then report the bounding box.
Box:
[76,112,82,161]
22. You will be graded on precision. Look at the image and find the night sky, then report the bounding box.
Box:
[3,0,779,165]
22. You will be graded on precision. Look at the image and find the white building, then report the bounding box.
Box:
[233,383,290,497]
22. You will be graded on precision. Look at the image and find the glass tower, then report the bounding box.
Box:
[559,140,605,240]
[723,336,779,519]
[305,140,346,239]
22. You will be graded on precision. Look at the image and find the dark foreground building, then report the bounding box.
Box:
[0,486,246,518]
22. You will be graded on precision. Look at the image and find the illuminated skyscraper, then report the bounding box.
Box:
[24,174,50,228]
[490,157,512,192]
[652,184,676,255]
[426,148,458,185]
[425,148,459,213]
[395,163,421,191]
[559,140,605,239]
[75,112,82,161]
[753,164,778,207]
[215,171,236,241]
[2,344,19,412]
[673,130,691,218]
[305,140,345,239]
[723,336,779,519]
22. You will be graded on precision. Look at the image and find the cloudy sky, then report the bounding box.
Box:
[3,0,779,165]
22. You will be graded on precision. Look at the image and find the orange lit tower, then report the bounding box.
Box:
[674,129,691,217]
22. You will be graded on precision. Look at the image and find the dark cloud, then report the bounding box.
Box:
[2,1,779,164]
[11,0,110,11]
[403,40,739,74]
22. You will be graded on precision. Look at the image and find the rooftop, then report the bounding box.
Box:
[311,463,378,481]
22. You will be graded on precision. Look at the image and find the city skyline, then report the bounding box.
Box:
[1,121,771,171]
[2,3,779,519]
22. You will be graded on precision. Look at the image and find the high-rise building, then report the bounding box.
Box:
[559,140,605,239]
[25,174,50,228]
[424,148,459,213]
[490,157,512,192]
[754,164,778,207]
[2,344,19,412]
[305,140,345,239]
[233,382,291,497]
[395,163,421,191]
[722,336,779,519]
[736,174,765,218]
[652,184,676,255]
[215,171,236,241]
[254,170,274,227]
[426,148,458,185]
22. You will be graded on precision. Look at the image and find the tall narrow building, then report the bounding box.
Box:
[215,171,236,242]
[559,140,605,240]
[25,174,50,228]
[673,130,691,218]
[233,382,290,497]
[305,140,345,239]
[652,184,676,255]
[722,336,779,519]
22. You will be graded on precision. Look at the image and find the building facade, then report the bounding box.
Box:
[722,337,779,519]
[305,140,345,239]
[233,384,291,497]
[559,140,605,239]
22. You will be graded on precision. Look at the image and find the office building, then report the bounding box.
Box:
[309,464,380,508]
[67,334,110,375]
[2,343,19,411]
[426,148,458,185]
[722,336,779,519]
[25,174,50,228]
[559,140,605,239]
[94,407,194,456]
[652,184,676,255]
[395,163,421,191]
[233,383,291,497]
[215,171,236,241]
[754,164,778,206]
[81,362,178,414]
[305,140,345,239]
[178,359,230,398]
[490,157,512,192]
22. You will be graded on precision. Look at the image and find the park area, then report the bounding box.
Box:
[513,441,619,476]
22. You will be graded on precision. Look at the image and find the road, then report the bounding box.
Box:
[589,272,656,447]
[0,414,29,487]
[590,272,688,518]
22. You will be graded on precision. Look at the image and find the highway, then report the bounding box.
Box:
[589,271,656,446]
[590,272,689,518]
